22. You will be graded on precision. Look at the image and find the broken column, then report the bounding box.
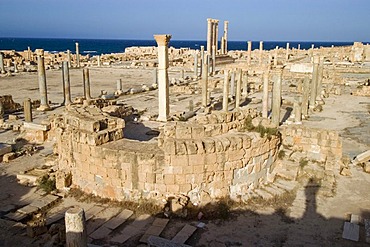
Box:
[201,55,209,107]
[310,56,319,109]
[224,21,229,54]
[193,50,198,78]
[36,49,50,111]
[235,69,242,109]
[154,34,171,122]
[65,207,87,247]
[274,46,278,66]
[75,42,80,68]
[316,57,324,97]
[23,98,32,122]
[242,70,248,97]
[301,76,310,117]
[259,41,264,66]
[262,68,270,118]
[223,69,230,111]
[221,37,225,55]
[200,46,204,77]
[212,45,216,75]
[247,41,252,66]
[83,68,92,100]
[230,70,235,98]
[207,19,213,56]
[97,55,101,67]
[0,53,5,74]
[67,50,71,68]
[294,97,302,123]
[271,67,283,127]
[62,61,72,106]
[285,42,290,61]
[13,61,18,73]
[115,79,123,95]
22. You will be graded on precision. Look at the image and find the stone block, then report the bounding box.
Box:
[188,154,205,166]
[202,138,215,153]
[166,184,180,193]
[176,125,192,139]
[171,155,188,166]
[342,222,359,242]
[0,143,12,156]
[191,125,205,139]
[3,152,16,162]
[185,140,198,155]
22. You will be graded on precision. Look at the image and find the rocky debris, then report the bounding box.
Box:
[352,150,370,165]
[340,167,352,176]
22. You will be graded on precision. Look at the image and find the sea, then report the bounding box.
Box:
[0,37,356,56]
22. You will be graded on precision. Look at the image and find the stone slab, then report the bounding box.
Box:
[350,214,360,224]
[86,207,121,235]
[17,205,39,215]
[342,222,359,242]
[365,219,370,243]
[85,205,105,221]
[147,236,192,247]
[23,122,50,131]
[0,143,12,156]
[254,189,274,200]
[89,225,111,240]
[4,211,27,221]
[262,185,285,196]
[353,150,370,164]
[140,218,169,243]
[274,179,298,191]
[172,224,197,244]
[103,209,133,230]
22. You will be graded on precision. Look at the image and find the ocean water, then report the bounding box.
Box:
[0,37,355,56]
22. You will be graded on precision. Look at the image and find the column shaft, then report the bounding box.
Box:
[222,70,229,111]
[202,55,209,107]
[235,69,242,109]
[271,68,282,127]
[36,49,50,111]
[83,68,92,100]
[62,61,72,105]
[262,69,269,118]
[75,42,80,68]
[301,76,310,116]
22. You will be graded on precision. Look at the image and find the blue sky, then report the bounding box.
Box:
[0,0,369,42]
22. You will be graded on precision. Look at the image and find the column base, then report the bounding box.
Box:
[37,105,51,111]
[157,116,169,122]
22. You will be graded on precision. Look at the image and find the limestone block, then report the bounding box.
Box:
[188,154,205,166]
[202,139,215,153]
[3,152,16,162]
[163,139,176,155]
[191,125,205,139]
[364,162,370,173]
[175,141,187,155]
[175,125,192,139]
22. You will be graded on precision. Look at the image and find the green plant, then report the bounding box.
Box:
[278,150,286,159]
[244,115,254,131]
[37,175,56,193]
[299,158,309,168]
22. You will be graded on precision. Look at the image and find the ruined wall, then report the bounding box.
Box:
[280,126,342,163]
[55,106,281,204]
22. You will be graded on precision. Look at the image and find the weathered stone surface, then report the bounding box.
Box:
[139,218,169,243]
[342,222,359,242]
[147,236,192,247]
[172,224,197,244]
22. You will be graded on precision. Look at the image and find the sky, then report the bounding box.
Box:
[0,0,369,42]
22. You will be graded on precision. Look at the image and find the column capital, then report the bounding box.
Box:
[35,49,44,56]
[154,34,172,46]
[207,18,212,22]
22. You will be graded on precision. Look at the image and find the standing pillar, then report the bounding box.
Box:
[259,41,264,66]
[83,68,92,100]
[235,69,242,109]
[194,50,198,78]
[75,42,80,68]
[23,98,33,123]
[271,67,283,127]
[285,42,290,61]
[36,49,50,111]
[247,41,252,66]
[230,70,236,97]
[0,53,5,74]
[97,55,101,67]
[13,61,18,73]
[201,55,209,107]
[222,70,230,112]
[27,46,31,61]
[215,20,219,53]
[154,34,172,122]
[65,207,87,247]
[294,97,302,123]
[274,46,278,66]
[262,69,270,118]
[200,46,204,77]
[207,19,213,56]
[62,61,72,105]
[115,79,123,95]
[301,76,310,117]
[298,44,301,50]
[224,21,229,54]
[310,56,319,109]
[220,37,225,55]
[316,57,324,97]
[211,45,216,75]
[212,20,217,56]
[153,68,158,84]
[67,50,71,68]
[242,70,248,97]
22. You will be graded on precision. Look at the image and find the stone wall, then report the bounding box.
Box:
[280,125,342,163]
[55,106,281,204]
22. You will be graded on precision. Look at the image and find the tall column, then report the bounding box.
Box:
[75,42,80,68]
[271,67,283,127]
[215,20,219,53]
[285,42,290,61]
[301,76,310,117]
[116,79,123,95]
[316,57,324,96]
[36,49,50,111]
[310,56,319,109]
[235,69,242,109]
[27,46,31,61]
[154,34,171,122]
[222,70,230,112]
[201,55,209,107]
[83,68,92,100]
[212,20,217,56]
[153,68,158,84]
[200,46,204,77]
[65,207,87,247]
[262,69,270,118]
[23,98,33,122]
[242,70,248,97]
[294,97,302,123]
[274,46,278,66]
[207,19,213,56]
[13,61,18,73]
[62,61,72,105]
[67,50,71,68]
[97,55,101,67]
[247,41,252,66]
[298,44,301,50]
[230,70,235,97]
[194,50,198,78]
[0,53,5,74]
[224,21,229,54]
[259,41,264,66]
[220,37,225,55]
[211,45,216,75]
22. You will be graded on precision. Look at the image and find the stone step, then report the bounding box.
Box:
[139,218,169,243]
[29,194,59,210]
[254,189,274,200]
[110,214,153,244]
[274,160,300,181]
[86,207,121,235]
[261,185,285,197]
[45,207,71,226]
[4,211,28,222]
[147,236,192,247]
[85,205,105,221]
[89,209,133,240]
[274,179,298,192]
[172,224,197,244]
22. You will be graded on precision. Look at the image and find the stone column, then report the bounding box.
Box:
[202,55,209,107]
[36,49,50,111]
[298,44,301,50]
[97,55,101,67]
[301,76,310,117]
[83,68,92,100]
[220,37,225,55]
[222,70,230,112]
[285,42,290,61]
[194,50,198,78]
[212,20,217,55]
[23,98,32,122]
[224,21,229,54]
[75,42,80,68]
[271,67,283,127]
[274,46,278,66]
[316,57,324,96]
[310,56,319,109]
[259,41,264,66]
[116,79,123,93]
[247,41,252,66]
[200,46,204,77]
[27,46,31,61]
[230,70,235,97]
[153,68,158,84]
[13,61,18,73]
[65,207,87,247]
[154,34,171,122]
[0,53,5,74]
[215,20,219,53]
[207,18,213,56]
[67,50,71,68]
[62,61,72,105]
[294,97,302,123]
[207,55,211,75]
[235,69,242,109]
[242,70,248,97]
[262,69,270,118]
[212,45,216,75]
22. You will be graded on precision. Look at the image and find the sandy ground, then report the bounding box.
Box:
[0,65,369,246]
